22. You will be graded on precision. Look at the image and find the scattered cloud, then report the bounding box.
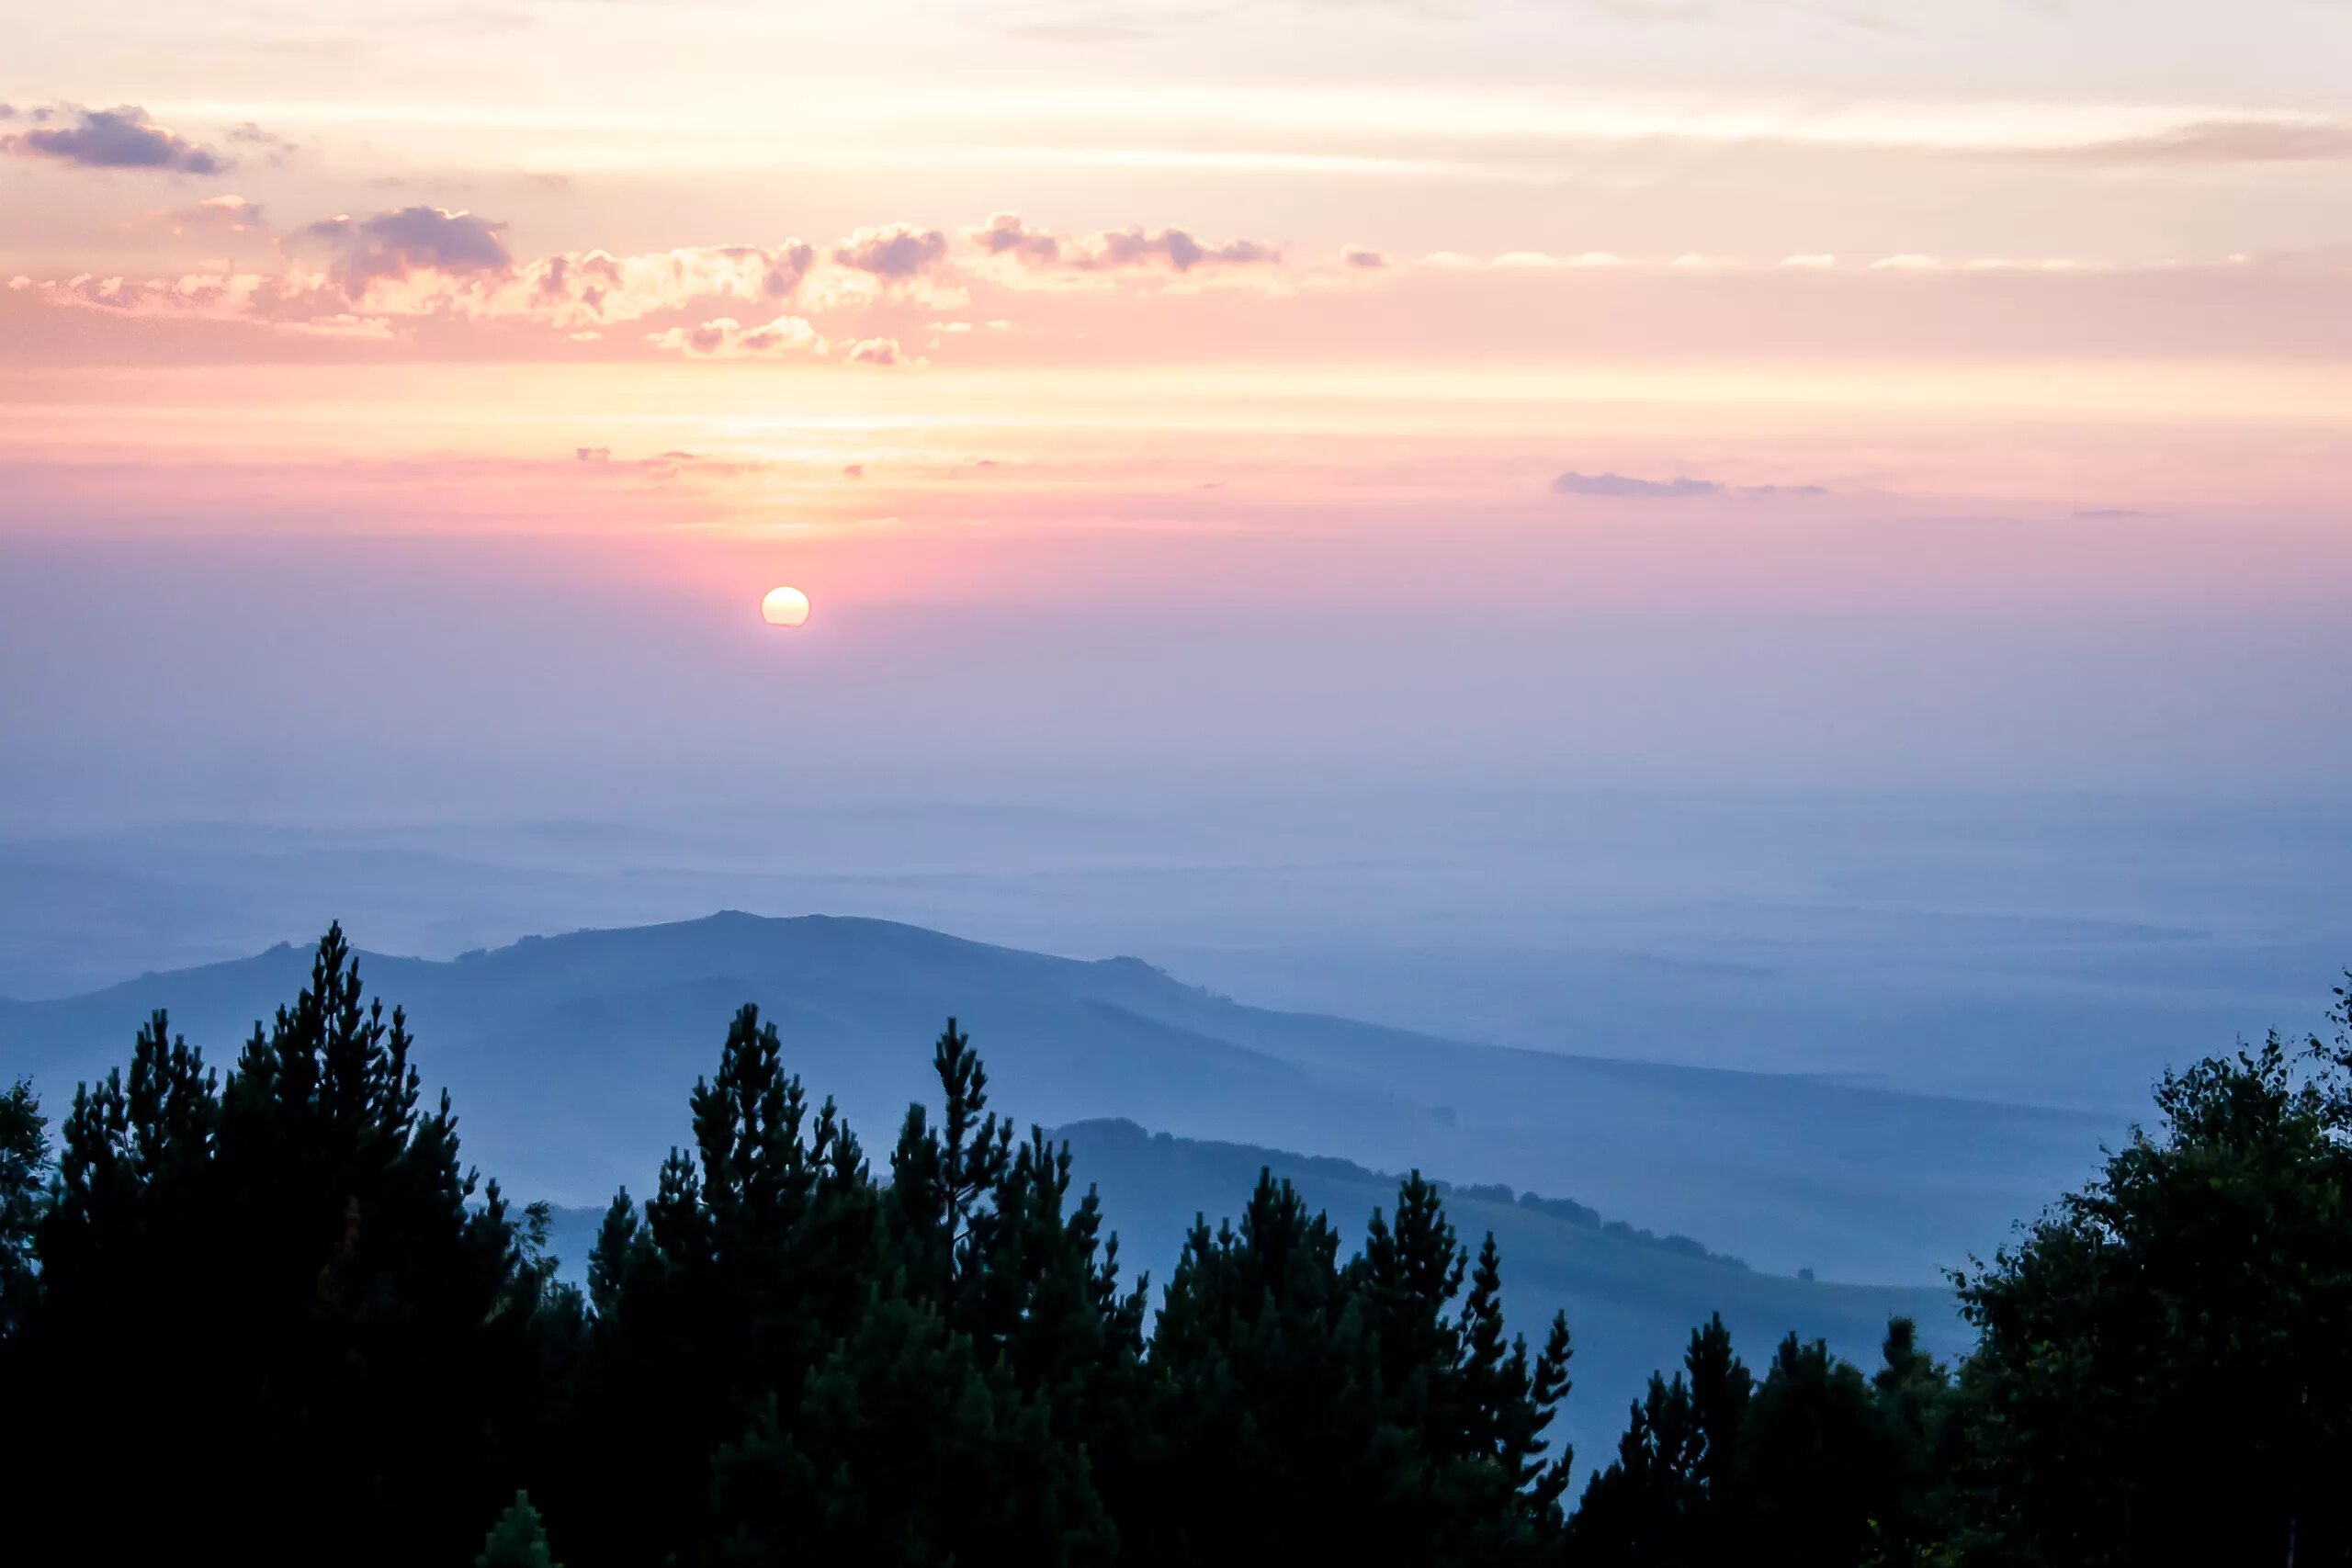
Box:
[843,335,911,366]
[1551,470,1833,501]
[510,242,815,328]
[646,313,823,358]
[576,446,611,463]
[966,211,1282,276]
[1552,470,1723,499]
[8,269,322,323]
[300,205,512,292]
[2,105,227,174]
[1341,244,1388,269]
[224,121,300,164]
[968,212,1064,265]
[154,195,266,237]
[832,223,951,278]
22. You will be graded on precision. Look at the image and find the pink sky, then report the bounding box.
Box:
[3,0,2348,821]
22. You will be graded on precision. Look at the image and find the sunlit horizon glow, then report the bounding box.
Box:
[3,0,2349,819]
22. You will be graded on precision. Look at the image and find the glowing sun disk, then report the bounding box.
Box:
[761,585,810,626]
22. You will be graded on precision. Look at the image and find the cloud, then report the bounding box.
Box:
[155,194,266,237]
[1093,226,1278,272]
[2,105,227,174]
[2072,507,2150,520]
[0,105,14,121]
[2022,118,2352,165]
[1552,470,1722,499]
[15,221,833,339]
[967,211,1064,265]
[575,446,611,463]
[646,313,823,358]
[831,223,951,278]
[510,242,814,327]
[300,206,513,293]
[966,211,1282,276]
[843,336,910,366]
[224,121,299,163]
[17,271,263,311]
[1341,244,1388,269]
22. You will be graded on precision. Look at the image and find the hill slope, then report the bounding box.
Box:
[0,911,2110,1280]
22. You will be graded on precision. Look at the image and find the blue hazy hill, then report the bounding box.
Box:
[0,911,2109,1282]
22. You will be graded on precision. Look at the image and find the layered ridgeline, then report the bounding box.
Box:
[0,911,2109,1283]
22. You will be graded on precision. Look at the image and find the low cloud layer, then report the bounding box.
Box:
[645,313,822,358]
[157,195,266,236]
[1552,471,1834,501]
[2023,118,2352,165]
[3,105,228,174]
[1553,470,1723,499]
[967,212,1283,276]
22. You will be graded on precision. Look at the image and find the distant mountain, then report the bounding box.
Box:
[0,911,2109,1281]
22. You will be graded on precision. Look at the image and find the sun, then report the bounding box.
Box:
[760,585,811,627]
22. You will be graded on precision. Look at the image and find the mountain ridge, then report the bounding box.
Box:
[0,909,2113,1285]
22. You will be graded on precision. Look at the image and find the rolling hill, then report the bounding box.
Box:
[0,911,2112,1282]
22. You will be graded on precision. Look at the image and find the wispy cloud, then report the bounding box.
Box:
[153,195,267,237]
[2015,118,2352,165]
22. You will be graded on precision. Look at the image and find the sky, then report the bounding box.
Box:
[4,0,2349,828]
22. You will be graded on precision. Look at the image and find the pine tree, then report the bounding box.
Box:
[0,1077,48,1337]
[477,1492,563,1568]
[1739,1332,1897,1566]
[19,929,550,1568]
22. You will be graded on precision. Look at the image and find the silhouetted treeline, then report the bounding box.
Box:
[2,926,2348,1567]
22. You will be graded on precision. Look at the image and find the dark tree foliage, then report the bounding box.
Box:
[540,1000,1578,1568]
[1571,1314,1751,1567]
[11,925,2350,1568]
[6,927,553,1567]
[1948,983,2352,1568]
[1574,1314,1943,1568]
[478,1492,564,1568]
[0,1077,44,1337]
[1139,1171,1574,1568]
